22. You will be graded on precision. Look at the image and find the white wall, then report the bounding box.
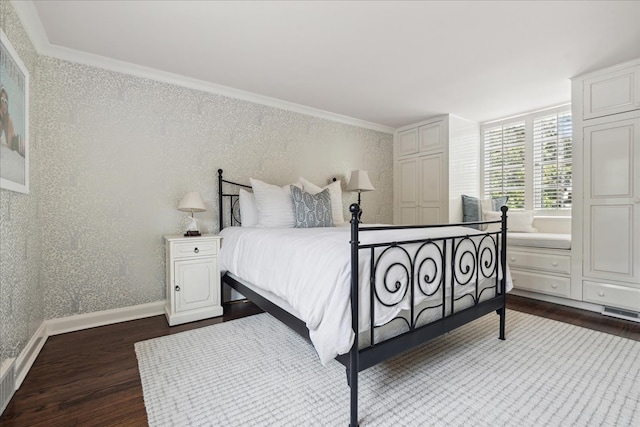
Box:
[448,115,480,223]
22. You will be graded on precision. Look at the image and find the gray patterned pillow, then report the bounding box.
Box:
[290,186,333,228]
[461,194,508,229]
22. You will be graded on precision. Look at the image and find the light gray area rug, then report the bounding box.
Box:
[135,310,639,426]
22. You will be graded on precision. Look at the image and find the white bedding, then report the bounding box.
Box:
[219,225,512,365]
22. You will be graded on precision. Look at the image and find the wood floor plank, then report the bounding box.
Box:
[1,296,638,425]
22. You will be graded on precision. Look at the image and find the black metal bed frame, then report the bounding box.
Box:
[217,169,508,426]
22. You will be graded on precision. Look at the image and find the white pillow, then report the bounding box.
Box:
[238,189,259,227]
[299,177,344,225]
[484,210,538,233]
[250,178,300,228]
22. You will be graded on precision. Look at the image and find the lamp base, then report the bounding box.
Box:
[184,230,201,237]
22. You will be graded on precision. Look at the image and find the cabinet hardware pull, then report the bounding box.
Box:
[598,291,605,297]
[175,285,180,292]
[510,257,516,262]
[551,283,558,289]
[194,247,199,253]
[552,261,558,266]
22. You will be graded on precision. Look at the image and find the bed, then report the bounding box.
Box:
[217,169,511,426]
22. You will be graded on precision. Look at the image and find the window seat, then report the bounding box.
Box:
[507,232,571,250]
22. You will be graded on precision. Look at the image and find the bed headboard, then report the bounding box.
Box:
[217,169,251,231]
[218,169,348,231]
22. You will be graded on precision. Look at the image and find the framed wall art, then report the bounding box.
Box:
[1,29,29,194]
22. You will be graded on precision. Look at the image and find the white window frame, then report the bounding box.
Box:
[480,104,572,217]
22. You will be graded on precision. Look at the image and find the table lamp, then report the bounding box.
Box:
[178,191,206,236]
[346,170,375,221]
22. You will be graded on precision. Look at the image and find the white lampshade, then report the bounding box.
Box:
[346,170,375,192]
[178,192,206,213]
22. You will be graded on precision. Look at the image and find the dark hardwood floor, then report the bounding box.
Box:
[1,295,638,426]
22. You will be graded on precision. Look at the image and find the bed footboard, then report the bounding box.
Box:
[344,203,508,427]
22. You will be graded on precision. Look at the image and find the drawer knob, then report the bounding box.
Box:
[551,261,558,266]
[175,285,180,292]
[510,257,516,262]
[194,247,199,253]
[598,291,605,297]
[551,283,558,289]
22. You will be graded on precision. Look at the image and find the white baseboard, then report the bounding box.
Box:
[13,300,165,392]
[14,322,47,389]
[46,301,165,336]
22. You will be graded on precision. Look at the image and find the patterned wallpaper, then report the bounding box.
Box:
[0,1,43,363]
[1,1,393,365]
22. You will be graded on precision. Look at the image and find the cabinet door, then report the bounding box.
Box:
[398,157,418,224]
[397,153,445,225]
[418,153,443,224]
[419,121,444,153]
[174,257,218,312]
[583,65,640,120]
[583,117,640,283]
[397,128,419,157]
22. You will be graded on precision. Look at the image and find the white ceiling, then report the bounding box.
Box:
[16,1,640,130]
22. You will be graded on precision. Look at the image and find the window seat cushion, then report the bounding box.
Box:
[507,232,571,250]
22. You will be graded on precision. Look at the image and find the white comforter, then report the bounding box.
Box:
[219,225,512,365]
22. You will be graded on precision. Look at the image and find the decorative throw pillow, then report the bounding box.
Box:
[290,186,333,228]
[484,210,538,233]
[299,177,344,225]
[238,189,259,227]
[461,194,509,230]
[250,178,300,228]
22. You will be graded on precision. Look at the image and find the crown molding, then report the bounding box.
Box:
[10,1,394,134]
[10,0,49,52]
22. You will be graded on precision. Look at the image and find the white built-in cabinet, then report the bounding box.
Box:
[582,64,640,120]
[509,248,572,299]
[572,58,640,316]
[394,115,479,225]
[396,120,446,224]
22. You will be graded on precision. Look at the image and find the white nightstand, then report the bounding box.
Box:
[164,234,223,326]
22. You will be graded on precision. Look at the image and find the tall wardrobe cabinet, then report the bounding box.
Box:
[394,115,480,225]
[571,58,640,317]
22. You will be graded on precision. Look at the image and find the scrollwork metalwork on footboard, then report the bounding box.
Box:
[360,226,503,348]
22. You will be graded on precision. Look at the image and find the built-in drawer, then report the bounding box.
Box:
[507,249,571,274]
[583,280,640,312]
[511,270,571,298]
[173,240,218,258]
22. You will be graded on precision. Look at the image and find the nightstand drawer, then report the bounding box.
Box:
[508,250,570,274]
[511,270,571,298]
[173,241,218,258]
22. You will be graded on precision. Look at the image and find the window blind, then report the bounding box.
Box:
[482,122,526,209]
[533,112,572,210]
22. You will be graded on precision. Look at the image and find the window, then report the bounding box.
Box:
[482,106,572,213]
[533,111,572,210]
[483,122,526,209]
